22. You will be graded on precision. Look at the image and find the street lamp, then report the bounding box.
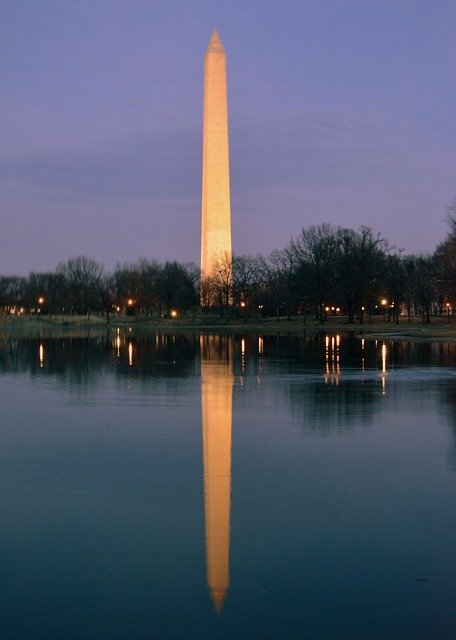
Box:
[381,298,387,321]
[126,298,135,316]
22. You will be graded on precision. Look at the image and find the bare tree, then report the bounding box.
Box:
[446,198,456,239]
[258,249,296,320]
[413,255,438,323]
[56,256,104,315]
[204,252,233,311]
[334,226,388,324]
[291,224,338,322]
[232,254,259,309]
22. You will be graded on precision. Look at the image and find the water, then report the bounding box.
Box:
[0,331,455,639]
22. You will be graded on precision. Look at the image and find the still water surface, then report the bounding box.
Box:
[0,332,455,639]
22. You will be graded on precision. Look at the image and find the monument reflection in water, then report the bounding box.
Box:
[200,335,233,613]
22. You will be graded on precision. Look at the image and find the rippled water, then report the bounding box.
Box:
[0,331,455,639]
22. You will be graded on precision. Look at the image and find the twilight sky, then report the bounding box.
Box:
[1,0,455,275]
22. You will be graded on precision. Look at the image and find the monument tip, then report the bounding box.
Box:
[207,28,225,53]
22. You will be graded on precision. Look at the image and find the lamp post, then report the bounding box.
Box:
[381,298,387,322]
[446,302,451,323]
[37,296,44,315]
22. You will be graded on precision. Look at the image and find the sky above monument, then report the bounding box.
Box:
[1,0,455,275]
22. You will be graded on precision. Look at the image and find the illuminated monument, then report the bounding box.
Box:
[200,335,233,612]
[200,29,232,281]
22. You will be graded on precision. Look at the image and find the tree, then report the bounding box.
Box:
[291,224,338,322]
[446,198,456,240]
[334,226,388,323]
[56,256,104,314]
[413,255,438,323]
[384,254,406,324]
[232,255,258,309]
[156,261,198,314]
[0,276,25,310]
[112,259,161,314]
[23,272,66,314]
[435,239,456,310]
[258,249,296,320]
[201,252,233,311]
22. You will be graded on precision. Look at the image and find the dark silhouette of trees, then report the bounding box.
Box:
[291,224,338,322]
[232,255,258,308]
[435,240,456,305]
[334,226,388,323]
[200,252,233,311]
[384,254,406,324]
[0,276,24,310]
[156,261,198,315]
[2,202,456,322]
[257,249,295,320]
[56,256,104,314]
[112,259,161,313]
[413,255,438,323]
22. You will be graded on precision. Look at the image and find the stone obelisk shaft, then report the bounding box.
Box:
[201,29,232,280]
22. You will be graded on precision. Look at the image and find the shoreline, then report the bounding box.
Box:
[2,314,456,342]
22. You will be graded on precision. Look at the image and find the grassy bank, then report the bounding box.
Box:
[2,313,456,341]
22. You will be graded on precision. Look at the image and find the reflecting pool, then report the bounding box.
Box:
[0,331,455,639]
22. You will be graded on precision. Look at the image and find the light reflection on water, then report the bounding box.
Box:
[0,332,455,639]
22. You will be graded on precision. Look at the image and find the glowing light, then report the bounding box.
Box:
[336,307,340,313]
[116,306,120,312]
[241,339,245,355]
[39,343,44,368]
[116,335,121,357]
[382,343,387,373]
[381,298,387,306]
[325,306,330,312]
[127,298,134,306]
[128,341,133,366]
[38,297,44,305]
[331,306,335,311]
[170,309,178,318]
[240,301,245,308]
[258,337,263,354]
[336,334,340,347]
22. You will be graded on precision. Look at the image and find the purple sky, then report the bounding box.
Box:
[1,0,455,275]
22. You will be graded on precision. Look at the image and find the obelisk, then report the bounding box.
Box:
[201,335,233,612]
[201,29,232,282]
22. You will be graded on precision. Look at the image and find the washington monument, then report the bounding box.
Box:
[200,29,232,282]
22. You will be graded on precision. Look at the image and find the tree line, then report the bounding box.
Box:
[1,206,455,323]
